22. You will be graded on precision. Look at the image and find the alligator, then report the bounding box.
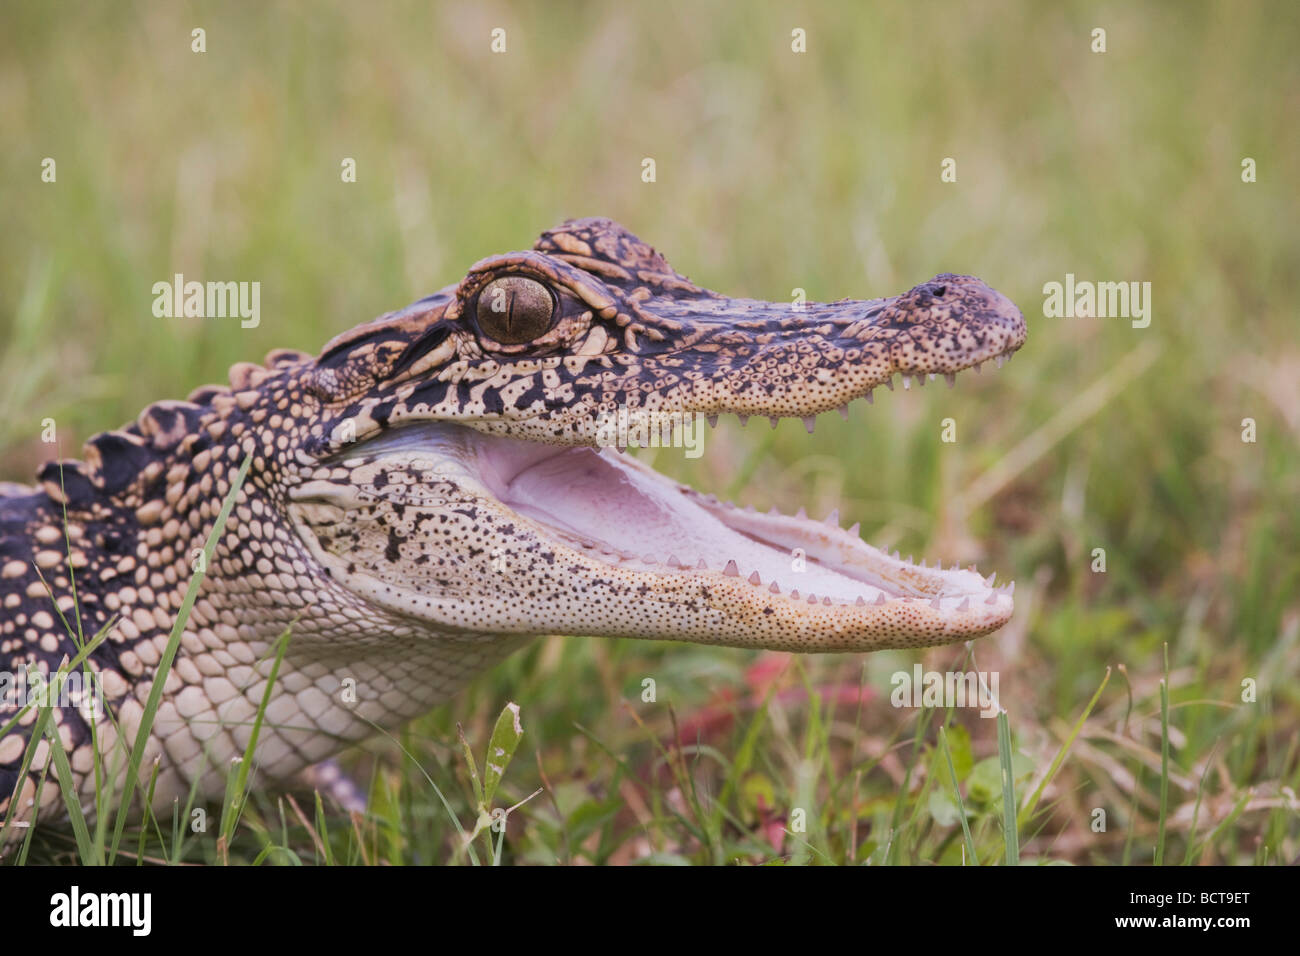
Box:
[0,218,1026,826]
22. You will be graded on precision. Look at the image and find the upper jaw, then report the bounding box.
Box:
[479,272,1028,441]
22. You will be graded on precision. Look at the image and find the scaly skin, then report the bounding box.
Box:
[0,218,1026,824]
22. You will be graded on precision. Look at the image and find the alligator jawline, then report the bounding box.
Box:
[329,418,1012,615]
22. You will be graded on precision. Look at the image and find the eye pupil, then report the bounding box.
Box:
[476,276,556,344]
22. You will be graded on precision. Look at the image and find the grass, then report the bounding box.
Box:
[2,1,1298,864]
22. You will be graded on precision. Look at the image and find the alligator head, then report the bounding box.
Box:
[288,217,1027,653]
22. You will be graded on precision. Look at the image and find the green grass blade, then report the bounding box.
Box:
[43,711,100,864]
[0,696,54,854]
[16,761,51,865]
[1018,667,1111,828]
[938,726,979,866]
[357,715,480,866]
[313,791,335,866]
[0,618,114,744]
[219,622,293,842]
[997,709,1019,865]
[135,757,162,866]
[883,703,934,865]
[1182,740,1219,865]
[1154,643,1170,866]
[106,452,252,865]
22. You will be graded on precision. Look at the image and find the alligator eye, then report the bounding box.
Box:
[475,276,557,345]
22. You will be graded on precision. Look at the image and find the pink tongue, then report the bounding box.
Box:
[499,447,712,553]
[496,447,882,602]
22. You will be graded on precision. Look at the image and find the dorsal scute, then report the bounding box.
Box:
[49,427,166,502]
[187,383,227,404]
[136,399,205,449]
[32,361,257,508]
[36,459,97,508]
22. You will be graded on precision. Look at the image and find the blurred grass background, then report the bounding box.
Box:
[2,0,1298,864]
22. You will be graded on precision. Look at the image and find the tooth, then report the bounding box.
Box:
[769,581,780,593]
[930,597,942,609]
[697,559,708,569]
[748,571,761,585]
[884,376,895,391]
[723,560,739,576]
[825,509,839,526]
[737,415,749,426]
[1007,581,1015,595]
[837,405,849,421]
[803,416,817,433]
[919,558,927,568]
[996,355,1005,369]
[945,373,956,388]
[927,373,937,382]
[807,593,818,604]
[667,555,681,567]
[706,494,718,504]
[790,589,800,600]
[985,593,997,605]
[767,507,780,516]
[957,598,970,611]
[707,415,719,428]
[769,417,779,428]
[906,555,913,564]
[795,507,808,520]
[643,555,657,564]
[744,504,756,513]
[902,375,912,389]
[855,596,866,606]
[891,550,900,560]
[864,390,874,404]
[848,522,860,537]
[984,572,996,586]
[874,593,887,606]
[822,597,831,606]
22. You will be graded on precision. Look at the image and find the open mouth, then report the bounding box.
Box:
[503,439,1008,611]
[331,405,1014,632]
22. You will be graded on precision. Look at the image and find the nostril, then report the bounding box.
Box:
[932,285,946,297]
